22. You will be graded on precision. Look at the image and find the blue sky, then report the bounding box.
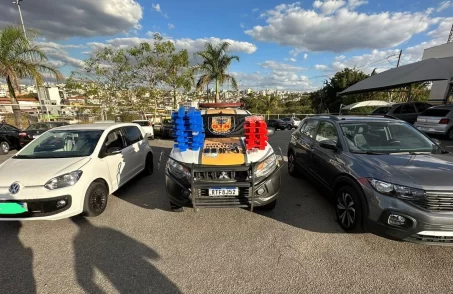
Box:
[1,0,452,91]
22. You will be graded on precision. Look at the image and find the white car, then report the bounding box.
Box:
[0,123,154,220]
[132,120,154,139]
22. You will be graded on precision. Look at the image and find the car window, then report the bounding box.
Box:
[373,107,391,114]
[421,108,451,117]
[123,126,143,146]
[27,124,39,130]
[400,104,416,114]
[392,106,402,114]
[415,103,430,112]
[300,119,319,139]
[4,124,17,131]
[104,129,125,150]
[133,121,149,127]
[315,121,338,144]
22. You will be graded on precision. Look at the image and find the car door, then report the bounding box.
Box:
[310,121,342,189]
[100,128,130,191]
[293,119,319,174]
[397,103,417,124]
[122,125,146,177]
[3,124,20,148]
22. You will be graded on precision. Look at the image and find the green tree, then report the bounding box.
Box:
[195,42,239,103]
[164,49,193,109]
[0,26,63,127]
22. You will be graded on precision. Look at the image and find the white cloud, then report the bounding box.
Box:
[347,0,368,10]
[152,3,161,12]
[245,2,432,52]
[0,0,143,39]
[314,64,329,71]
[284,58,297,62]
[437,1,451,12]
[168,23,175,29]
[240,23,246,29]
[259,60,306,72]
[231,71,316,91]
[37,42,85,70]
[289,49,303,57]
[252,8,260,12]
[303,54,308,60]
[313,0,346,15]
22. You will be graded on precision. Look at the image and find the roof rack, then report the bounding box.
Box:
[311,114,339,121]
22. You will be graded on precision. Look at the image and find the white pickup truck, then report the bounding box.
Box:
[132,120,154,139]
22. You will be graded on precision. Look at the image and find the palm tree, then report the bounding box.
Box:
[195,42,239,103]
[0,26,63,128]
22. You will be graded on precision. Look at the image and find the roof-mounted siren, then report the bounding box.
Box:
[198,102,244,109]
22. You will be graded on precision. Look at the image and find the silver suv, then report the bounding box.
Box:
[415,105,453,140]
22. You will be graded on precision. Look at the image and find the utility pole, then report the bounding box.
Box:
[396,50,402,67]
[13,0,27,39]
[447,24,453,43]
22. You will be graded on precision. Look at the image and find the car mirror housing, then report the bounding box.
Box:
[319,140,338,151]
[267,127,275,137]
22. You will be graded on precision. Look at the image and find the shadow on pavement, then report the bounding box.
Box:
[257,162,345,234]
[72,217,181,294]
[114,146,173,211]
[0,222,36,294]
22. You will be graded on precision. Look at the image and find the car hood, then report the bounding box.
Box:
[0,157,91,187]
[357,153,453,190]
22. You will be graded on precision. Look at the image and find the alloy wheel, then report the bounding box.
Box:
[90,188,107,213]
[337,192,356,228]
[1,142,9,153]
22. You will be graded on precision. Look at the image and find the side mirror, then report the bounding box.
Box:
[267,127,275,137]
[319,140,338,151]
[106,147,122,155]
[431,138,441,146]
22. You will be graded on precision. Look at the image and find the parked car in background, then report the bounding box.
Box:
[415,105,453,140]
[0,123,154,220]
[287,115,453,245]
[0,123,21,154]
[160,118,174,138]
[132,120,154,139]
[281,117,301,129]
[267,119,291,130]
[372,102,431,124]
[19,122,69,148]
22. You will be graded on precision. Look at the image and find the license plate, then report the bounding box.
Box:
[208,188,239,196]
[33,135,40,139]
[0,202,27,214]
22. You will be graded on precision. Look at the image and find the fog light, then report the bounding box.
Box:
[257,188,265,195]
[56,200,67,208]
[388,214,406,226]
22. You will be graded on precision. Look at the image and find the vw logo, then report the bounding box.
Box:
[9,182,21,195]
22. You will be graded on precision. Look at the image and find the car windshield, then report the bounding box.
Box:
[340,121,436,154]
[14,130,103,159]
[26,124,39,130]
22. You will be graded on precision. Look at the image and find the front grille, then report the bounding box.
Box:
[194,171,249,181]
[406,191,453,211]
[408,234,453,244]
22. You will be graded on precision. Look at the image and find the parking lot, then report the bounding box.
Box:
[1,131,453,293]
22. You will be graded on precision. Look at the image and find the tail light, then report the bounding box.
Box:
[439,118,450,124]
[19,132,27,137]
[147,122,151,126]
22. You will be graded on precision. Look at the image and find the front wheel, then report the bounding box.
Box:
[335,186,364,233]
[83,181,109,217]
[287,125,292,130]
[287,152,299,177]
[142,153,154,176]
[0,141,10,155]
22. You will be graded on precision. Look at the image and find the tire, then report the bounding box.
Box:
[335,186,364,233]
[287,125,292,130]
[260,199,277,210]
[143,153,154,176]
[287,151,299,177]
[83,181,109,217]
[447,127,453,140]
[170,201,184,212]
[0,141,10,155]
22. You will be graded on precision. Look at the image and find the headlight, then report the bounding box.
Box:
[368,179,425,199]
[44,171,83,190]
[167,159,191,180]
[255,154,277,178]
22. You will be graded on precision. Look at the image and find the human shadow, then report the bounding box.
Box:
[114,146,173,211]
[257,161,344,234]
[72,217,181,294]
[0,222,36,294]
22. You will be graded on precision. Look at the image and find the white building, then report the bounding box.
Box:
[422,42,453,104]
[37,86,62,115]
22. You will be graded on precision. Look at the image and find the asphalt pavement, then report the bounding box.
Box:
[1,132,453,293]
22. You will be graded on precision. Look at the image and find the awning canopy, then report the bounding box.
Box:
[339,57,453,96]
[341,100,393,110]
